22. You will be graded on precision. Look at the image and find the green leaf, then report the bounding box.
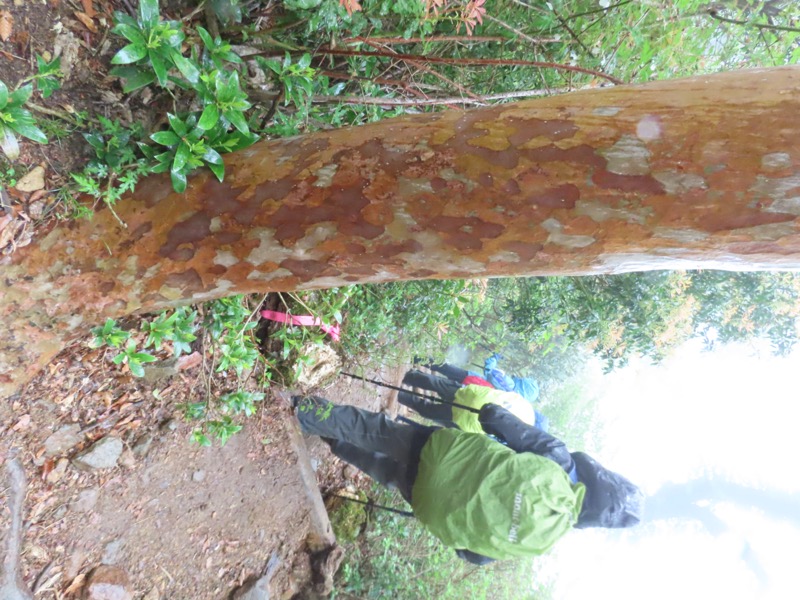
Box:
[150,130,180,146]
[113,12,139,29]
[220,51,242,64]
[0,125,20,161]
[38,77,61,99]
[197,26,214,50]
[8,84,34,107]
[170,168,187,193]
[110,66,156,92]
[202,147,223,165]
[149,51,168,86]
[171,52,200,85]
[112,23,147,46]
[207,160,225,181]
[111,353,126,365]
[167,113,188,136]
[0,80,9,109]
[297,53,312,70]
[197,104,219,130]
[225,109,249,135]
[133,352,158,363]
[111,43,148,65]
[191,430,212,447]
[173,142,190,171]
[138,0,160,29]
[6,109,48,144]
[128,360,145,378]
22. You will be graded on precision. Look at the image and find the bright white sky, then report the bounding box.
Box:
[536,340,800,600]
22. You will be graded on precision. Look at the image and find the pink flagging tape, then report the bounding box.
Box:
[260,309,341,342]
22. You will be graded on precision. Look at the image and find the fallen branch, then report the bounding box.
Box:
[706,9,800,33]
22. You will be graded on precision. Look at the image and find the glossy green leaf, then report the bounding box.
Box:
[197,104,219,130]
[111,43,148,65]
[138,0,160,28]
[207,160,225,181]
[173,142,190,172]
[197,26,214,50]
[225,109,249,135]
[8,84,33,107]
[167,113,188,136]
[7,108,48,144]
[170,168,187,193]
[111,66,156,93]
[112,24,146,46]
[171,52,200,85]
[150,130,180,146]
[0,81,8,109]
[149,52,168,86]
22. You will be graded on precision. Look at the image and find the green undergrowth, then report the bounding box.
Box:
[332,487,540,600]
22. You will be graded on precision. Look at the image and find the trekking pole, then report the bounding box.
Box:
[328,492,414,517]
[340,372,480,414]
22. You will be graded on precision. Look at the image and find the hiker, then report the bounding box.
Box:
[400,368,548,432]
[295,396,644,563]
[426,353,541,404]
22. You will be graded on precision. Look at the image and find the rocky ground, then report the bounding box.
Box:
[0,338,405,600]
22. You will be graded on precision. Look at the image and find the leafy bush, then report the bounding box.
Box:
[0,81,48,161]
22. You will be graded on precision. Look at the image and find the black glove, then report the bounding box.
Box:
[455,548,496,565]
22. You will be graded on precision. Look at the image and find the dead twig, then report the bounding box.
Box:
[344,35,507,45]
[484,14,563,47]
[706,9,800,33]
[255,48,623,85]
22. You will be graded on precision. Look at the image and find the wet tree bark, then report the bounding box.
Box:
[1,66,799,398]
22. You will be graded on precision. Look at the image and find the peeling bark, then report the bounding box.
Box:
[2,66,800,398]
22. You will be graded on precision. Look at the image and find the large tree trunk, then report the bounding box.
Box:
[2,66,799,398]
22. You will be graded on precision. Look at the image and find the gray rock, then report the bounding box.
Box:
[232,553,280,600]
[72,437,123,471]
[72,488,99,513]
[46,458,69,483]
[44,424,82,457]
[100,539,123,565]
[142,358,178,384]
[131,433,154,458]
[158,419,178,434]
[83,565,132,600]
[192,470,205,483]
[117,448,135,469]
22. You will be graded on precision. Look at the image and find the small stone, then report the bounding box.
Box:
[142,587,160,600]
[46,458,70,483]
[158,419,178,434]
[192,470,205,483]
[15,166,46,193]
[27,200,45,219]
[44,424,83,457]
[72,488,99,513]
[72,437,123,471]
[117,448,135,469]
[142,358,178,384]
[131,433,154,458]
[343,465,359,480]
[83,565,132,600]
[233,553,280,600]
[100,539,123,565]
[310,458,320,472]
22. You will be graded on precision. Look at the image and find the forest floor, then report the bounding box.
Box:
[1,335,406,600]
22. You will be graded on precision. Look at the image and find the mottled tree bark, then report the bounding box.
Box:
[2,66,799,398]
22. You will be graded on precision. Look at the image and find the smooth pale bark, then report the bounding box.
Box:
[2,66,800,398]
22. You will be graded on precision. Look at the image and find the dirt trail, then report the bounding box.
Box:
[0,347,406,600]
